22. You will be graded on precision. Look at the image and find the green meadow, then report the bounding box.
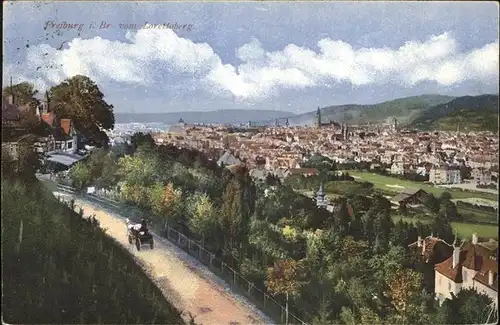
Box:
[392,215,498,240]
[348,171,498,201]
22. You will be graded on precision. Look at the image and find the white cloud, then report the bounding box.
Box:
[6,30,499,101]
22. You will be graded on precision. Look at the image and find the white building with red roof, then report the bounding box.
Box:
[434,233,498,307]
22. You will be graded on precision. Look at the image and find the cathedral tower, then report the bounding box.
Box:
[316,106,322,128]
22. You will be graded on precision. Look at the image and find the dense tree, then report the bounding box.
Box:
[131,132,155,151]
[266,259,307,325]
[370,194,392,214]
[439,191,452,202]
[7,137,42,180]
[49,75,114,147]
[386,269,422,325]
[332,197,351,234]
[160,183,184,225]
[69,161,92,190]
[422,193,440,214]
[439,200,458,221]
[438,289,498,324]
[3,82,40,108]
[117,151,159,187]
[187,192,218,246]
[348,194,372,214]
[219,179,245,264]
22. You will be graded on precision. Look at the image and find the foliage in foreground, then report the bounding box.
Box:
[1,178,185,324]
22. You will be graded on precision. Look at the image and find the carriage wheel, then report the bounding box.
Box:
[136,238,141,251]
[150,239,154,250]
[128,234,133,244]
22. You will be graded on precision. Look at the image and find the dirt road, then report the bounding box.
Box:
[54,192,273,325]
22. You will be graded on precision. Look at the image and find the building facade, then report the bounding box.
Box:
[429,165,462,184]
[434,234,498,307]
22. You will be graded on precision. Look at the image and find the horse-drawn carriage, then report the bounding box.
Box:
[126,218,154,251]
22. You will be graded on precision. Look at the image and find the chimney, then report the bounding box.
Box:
[472,233,478,245]
[452,246,460,269]
[488,270,494,285]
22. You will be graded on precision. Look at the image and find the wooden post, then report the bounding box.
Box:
[188,239,191,251]
[221,261,224,273]
[286,291,289,325]
[198,245,202,259]
[177,233,181,245]
[233,269,236,284]
[247,281,253,295]
[263,294,266,308]
[209,253,213,268]
[163,219,168,233]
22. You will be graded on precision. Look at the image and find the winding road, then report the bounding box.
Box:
[51,189,274,325]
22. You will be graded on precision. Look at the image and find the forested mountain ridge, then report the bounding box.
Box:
[410,94,499,132]
[275,94,455,125]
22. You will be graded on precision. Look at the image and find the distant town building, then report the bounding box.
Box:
[390,162,405,175]
[429,164,462,184]
[471,168,492,185]
[315,106,341,130]
[217,150,242,167]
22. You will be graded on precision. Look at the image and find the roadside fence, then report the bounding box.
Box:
[53,182,307,325]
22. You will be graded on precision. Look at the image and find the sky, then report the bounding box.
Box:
[3,1,499,114]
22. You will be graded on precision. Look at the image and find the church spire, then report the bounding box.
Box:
[42,90,51,113]
[316,182,327,206]
[316,106,322,128]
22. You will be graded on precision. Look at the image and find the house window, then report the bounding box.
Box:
[67,141,72,149]
[55,142,62,150]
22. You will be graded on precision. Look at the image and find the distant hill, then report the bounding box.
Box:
[280,95,455,126]
[116,109,295,125]
[410,94,499,133]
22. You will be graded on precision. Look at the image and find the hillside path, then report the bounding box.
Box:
[53,191,274,325]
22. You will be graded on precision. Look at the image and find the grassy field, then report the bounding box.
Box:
[296,189,342,199]
[456,205,498,224]
[449,222,499,240]
[392,216,499,240]
[348,171,498,201]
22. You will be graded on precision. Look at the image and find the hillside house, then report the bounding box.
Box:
[2,93,36,139]
[408,235,453,264]
[434,234,498,307]
[391,188,428,209]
